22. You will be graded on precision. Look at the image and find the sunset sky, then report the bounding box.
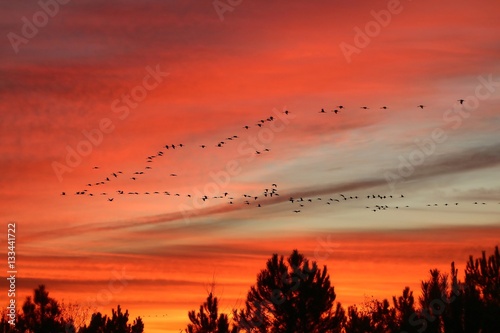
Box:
[1,0,500,332]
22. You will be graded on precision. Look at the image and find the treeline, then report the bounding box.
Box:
[185,246,499,333]
[1,246,498,333]
[0,284,143,333]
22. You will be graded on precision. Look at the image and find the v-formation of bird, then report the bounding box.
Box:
[62,99,497,212]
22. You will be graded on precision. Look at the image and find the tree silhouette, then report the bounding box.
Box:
[130,317,144,333]
[344,297,396,333]
[392,287,419,333]
[15,284,74,333]
[464,245,500,332]
[344,305,371,333]
[368,299,396,332]
[418,269,449,333]
[80,312,107,333]
[78,305,143,333]
[106,305,129,333]
[59,301,92,333]
[441,261,466,333]
[185,292,236,333]
[233,249,344,333]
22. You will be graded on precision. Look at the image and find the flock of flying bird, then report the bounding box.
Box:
[61,99,499,213]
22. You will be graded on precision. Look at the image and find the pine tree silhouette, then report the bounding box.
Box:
[392,287,419,333]
[15,285,74,333]
[234,249,344,333]
[78,305,143,333]
[465,245,500,332]
[185,292,236,333]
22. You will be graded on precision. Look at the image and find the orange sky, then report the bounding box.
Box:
[1,0,500,332]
